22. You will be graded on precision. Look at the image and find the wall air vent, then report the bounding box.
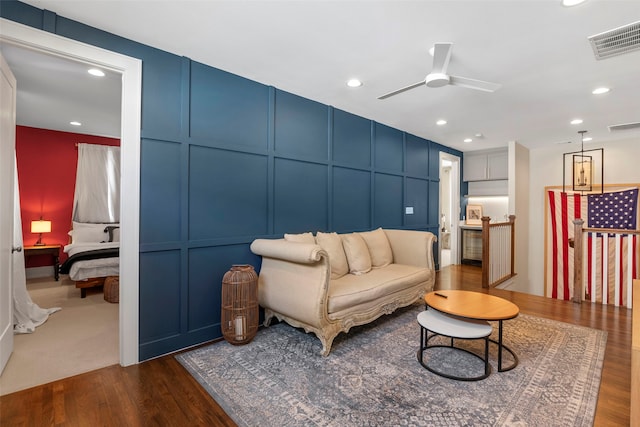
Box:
[608,121,640,132]
[588,20,640,60]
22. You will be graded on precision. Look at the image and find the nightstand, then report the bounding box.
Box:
[24,245,61,281]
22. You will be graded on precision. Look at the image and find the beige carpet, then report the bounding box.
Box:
[0,276,119,395]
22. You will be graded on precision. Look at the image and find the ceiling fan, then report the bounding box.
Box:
[378,42,501,100]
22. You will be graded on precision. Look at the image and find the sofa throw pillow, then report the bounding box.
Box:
[342,233,372,275]
[359,227,393,268]
[315,232,348,280]
[284,232,316,244]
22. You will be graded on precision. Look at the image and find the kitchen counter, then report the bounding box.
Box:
[460,224,482,230]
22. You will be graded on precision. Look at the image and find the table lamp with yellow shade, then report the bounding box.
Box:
[31,218,51,246]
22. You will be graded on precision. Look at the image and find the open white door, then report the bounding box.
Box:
[0,52,17,375]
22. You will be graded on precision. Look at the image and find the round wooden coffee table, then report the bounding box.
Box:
[424,290,519,372]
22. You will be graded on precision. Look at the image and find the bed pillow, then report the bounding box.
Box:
[341,233,372,275]
[284,232,315,244]
[359,228,393,268]
[70,222,116,243]
[315,232,348,280]
[68,228,102,243]
[69,223,106,243]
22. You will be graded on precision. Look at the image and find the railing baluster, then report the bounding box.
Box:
[574,224,639,308]
[572,219,584,303]
[481,215,517,288]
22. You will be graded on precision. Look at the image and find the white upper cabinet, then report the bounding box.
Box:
[463,148,508,181]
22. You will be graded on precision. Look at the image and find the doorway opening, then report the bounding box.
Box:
[439,152,460,269]
[1,19,141,372]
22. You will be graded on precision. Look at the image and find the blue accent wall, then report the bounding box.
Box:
[2,1,463,360]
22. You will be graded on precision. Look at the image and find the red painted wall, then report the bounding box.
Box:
[16,126,120,267]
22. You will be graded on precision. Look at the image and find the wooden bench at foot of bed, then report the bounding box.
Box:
[76,277,105,298]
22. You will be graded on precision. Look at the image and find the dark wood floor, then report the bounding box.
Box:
[0,265,631,426]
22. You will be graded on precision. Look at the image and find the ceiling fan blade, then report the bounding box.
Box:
[449,75,501,92]
[431,43,453,74]
[377,80,426,99]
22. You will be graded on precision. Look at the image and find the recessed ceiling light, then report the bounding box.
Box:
[562,0,586,6]
[464,138,473,143]
[583,137,593,142]
[70,121,82,126]
[436,119,447,126]
[570,119,583,125]
[592,87,610,95]
[88,68,105,77]
[346,79,362,88]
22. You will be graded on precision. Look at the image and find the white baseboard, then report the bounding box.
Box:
[26,266,56,280]
[496,278,515,290]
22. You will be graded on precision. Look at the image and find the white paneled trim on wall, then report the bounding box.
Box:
[528,136,640,297]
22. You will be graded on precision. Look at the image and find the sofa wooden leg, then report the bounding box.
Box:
[319,333,337,357]
[263,310,275,327]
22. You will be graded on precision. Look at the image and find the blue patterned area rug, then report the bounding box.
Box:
[176,303,606,426]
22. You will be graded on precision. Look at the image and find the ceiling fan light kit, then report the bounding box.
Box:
[562,0,586,7]
[425,73,450,88]
[378,42,501,99]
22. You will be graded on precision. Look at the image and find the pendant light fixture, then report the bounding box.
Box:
[576,130,588,189]
[562,130,604,194]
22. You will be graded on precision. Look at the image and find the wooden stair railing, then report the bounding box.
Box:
[572,219,640,305]
[481,215,516,288]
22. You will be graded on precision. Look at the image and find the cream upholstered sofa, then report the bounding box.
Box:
[250,228,437,356]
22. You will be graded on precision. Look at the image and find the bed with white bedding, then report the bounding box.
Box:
[58,222,120,297]
[63,242,119,280]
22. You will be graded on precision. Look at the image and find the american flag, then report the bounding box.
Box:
[546,188,638,307]
[588,189,638,230]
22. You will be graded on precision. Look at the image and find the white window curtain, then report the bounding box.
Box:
[73,143,120,223]
[13,153,60,333]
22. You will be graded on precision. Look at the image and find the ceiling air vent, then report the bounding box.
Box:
[608,121,640,132]
[588,20,640,60]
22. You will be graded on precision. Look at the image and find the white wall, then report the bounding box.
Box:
[509,141,530,293]
[528,136,640,296]
[466,196,509,221]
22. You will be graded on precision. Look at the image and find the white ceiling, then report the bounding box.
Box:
[1,42,122,138]
[7,0,640,151]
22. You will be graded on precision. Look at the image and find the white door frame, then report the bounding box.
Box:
[439,152,461,266]
[1,19,141,366]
